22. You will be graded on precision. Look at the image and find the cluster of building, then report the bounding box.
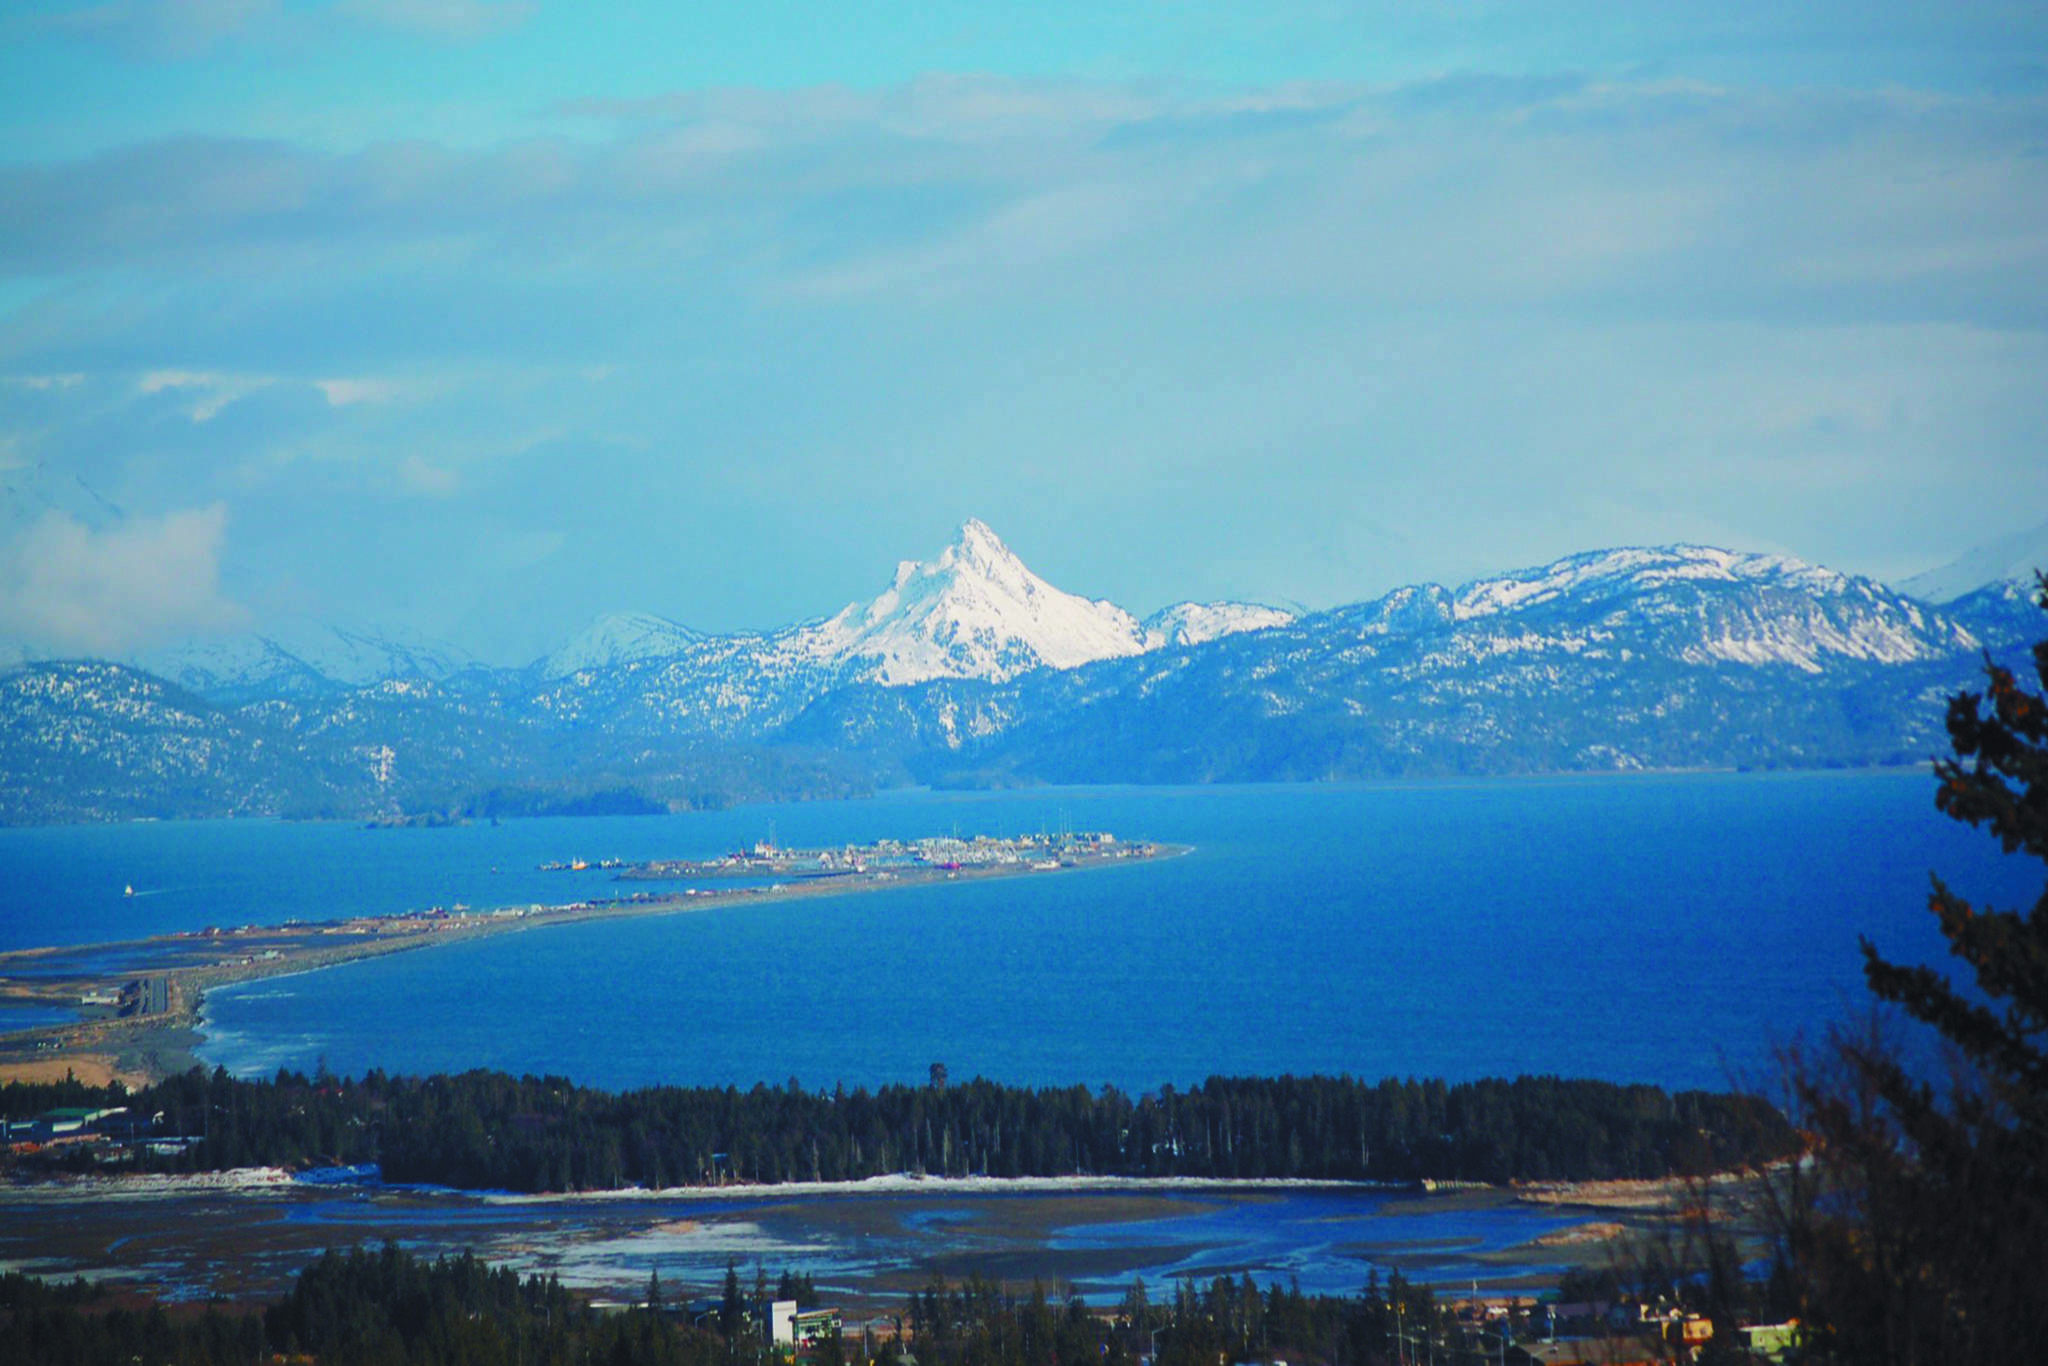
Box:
[622,829,1149,882]
[604,1297,847,1358]
[1,1105,195,1160]
[1502,1301,1799,1364]
[74,975,172,1017]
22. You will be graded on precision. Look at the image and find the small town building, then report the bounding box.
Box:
[1741,1321,1800,1361]
[792,1307,842,1349]
[1507,1339,1661,1366]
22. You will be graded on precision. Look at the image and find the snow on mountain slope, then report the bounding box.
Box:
[130,634,331,699]
[1452,545,1838,618]
[1899,521,2048,603]
[787,519,1149,685]
[539,611,702,678]
[135,620,473,696]
[1142,601,1295,649]
[1447,545,1973,673]
[280,622,474,685]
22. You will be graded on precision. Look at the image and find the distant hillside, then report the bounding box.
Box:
[2,524,2042,824]
[785,544,1994,785]
[0,661,870,824]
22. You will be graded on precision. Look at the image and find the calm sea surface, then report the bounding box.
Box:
[2,773,2031,1094]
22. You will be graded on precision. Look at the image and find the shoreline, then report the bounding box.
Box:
[0,1167,1617,1308]
[0,841,1189,1088]
[0,1168,1412,1203]
[0,760,1941,836]
[0,1147,1766,1217]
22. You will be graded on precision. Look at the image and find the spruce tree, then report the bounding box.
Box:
[720,1262,746,1342]
[1786,574,2048,1364]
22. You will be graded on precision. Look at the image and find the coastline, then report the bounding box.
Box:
[0,1156,1770,1215]
[0,841,1189,1088]
[0,1168,1406,1204]
[0,1166,1612,1307]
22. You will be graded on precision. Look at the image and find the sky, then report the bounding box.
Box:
[2,2,2046,665]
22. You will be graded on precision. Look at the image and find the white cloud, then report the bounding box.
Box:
[0,74,2042,641]
[138,369,220,392]
[139,369,271,420]
[317,376,406,406]
[0,505,246,655]
[397,453,459,495]
[7,76,2040,332]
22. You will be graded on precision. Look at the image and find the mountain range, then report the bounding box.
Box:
[3,519,2043,824]
[131,519,1292,699]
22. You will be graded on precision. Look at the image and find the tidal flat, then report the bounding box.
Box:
[0,1177,1616,1308]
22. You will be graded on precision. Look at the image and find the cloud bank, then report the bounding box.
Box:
[1,73,2043,658]
[0,505,245,655]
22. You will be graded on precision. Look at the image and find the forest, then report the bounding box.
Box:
[0,1230,1795,1366]
[1,1067,1797,1192]
[0,1246,700,1366]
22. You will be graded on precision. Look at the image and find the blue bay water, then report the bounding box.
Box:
[3,773,2034,1094]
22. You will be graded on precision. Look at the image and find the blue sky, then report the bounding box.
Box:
[2,1,2046,663]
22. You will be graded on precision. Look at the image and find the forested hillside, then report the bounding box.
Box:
[3,1068,1797,1191]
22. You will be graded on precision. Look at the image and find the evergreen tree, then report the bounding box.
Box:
[721,1261,746,1341]
[1784,574,2048,1363]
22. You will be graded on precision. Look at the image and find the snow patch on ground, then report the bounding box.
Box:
[477,1172,1392,1205]
[6,1167,299,1201]
[0,1168,1387,1207]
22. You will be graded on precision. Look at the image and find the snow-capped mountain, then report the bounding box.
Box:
[1888,522,2047,656]
[1899,520,2048,603]
[1451,545,1852,619]
[537,611,703,679]
[133,619,474,699]
[1447,545,1974,673]
[1142,601,1295,649]
[785,540,1997,783]
[13,525,2043,824]
[787,519,1150,685]
[517,522,1157,739]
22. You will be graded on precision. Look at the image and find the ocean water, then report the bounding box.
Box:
[4,773,2034,1093]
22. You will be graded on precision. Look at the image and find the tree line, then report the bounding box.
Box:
[3,1067,1795,1192]
[0,1245,711,1366]
[1,1233,1774,1366]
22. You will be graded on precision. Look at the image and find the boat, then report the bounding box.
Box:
[123,884,135,897]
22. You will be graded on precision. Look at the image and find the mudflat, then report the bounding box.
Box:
[0,1176,1598,1308]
